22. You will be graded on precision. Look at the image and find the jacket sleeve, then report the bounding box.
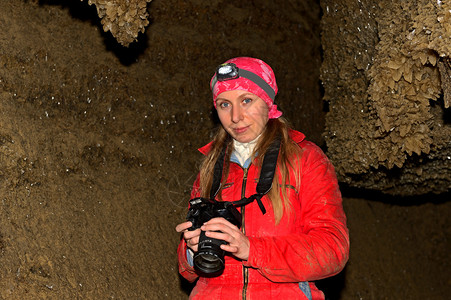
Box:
[177,174,201,282]
[177,236,198,282]
[243,142,349,282]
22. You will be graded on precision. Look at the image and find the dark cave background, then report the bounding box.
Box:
[0,0,449,299]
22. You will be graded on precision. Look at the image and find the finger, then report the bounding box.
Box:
[183,228,201,240]
[204,218,241,233]
[220,244,238,253]
[175,221,193,233]
[204,217,234,226]
[186,235,200,250]
[202,222,238,235]
[189,235,199,245]
[205,230,230,243]
[188,243,198,252]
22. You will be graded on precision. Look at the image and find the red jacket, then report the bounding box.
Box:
[177,130,349,300]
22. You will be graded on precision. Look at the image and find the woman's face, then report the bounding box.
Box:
[215,90,269,143]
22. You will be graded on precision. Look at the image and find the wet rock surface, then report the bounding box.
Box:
[321,0,451,195]
[0,0,449,299]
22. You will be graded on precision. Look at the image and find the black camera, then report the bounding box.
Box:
[186,197,242,276]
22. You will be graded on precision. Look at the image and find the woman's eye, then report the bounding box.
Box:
[243,98,252,104]
[219,102,230,108]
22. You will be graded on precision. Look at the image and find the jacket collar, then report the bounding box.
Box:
[288,129,306,144]
[198,129,305,155]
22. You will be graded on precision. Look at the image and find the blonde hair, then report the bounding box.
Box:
[198,118,302,224]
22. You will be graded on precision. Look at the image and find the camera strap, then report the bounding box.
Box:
[210,144,227,199]
[210,135,282,215]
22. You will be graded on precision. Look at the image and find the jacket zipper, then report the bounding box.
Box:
[241,167,249,300]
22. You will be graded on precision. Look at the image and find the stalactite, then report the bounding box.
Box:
[82,0,152,47]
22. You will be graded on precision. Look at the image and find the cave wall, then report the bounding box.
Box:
[321,0,451,195]
[1,1,449,299]
[0,0,322,298]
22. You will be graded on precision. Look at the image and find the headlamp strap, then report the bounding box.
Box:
[211,64,276,101]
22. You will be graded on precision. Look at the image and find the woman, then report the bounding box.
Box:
[176,57,349,299]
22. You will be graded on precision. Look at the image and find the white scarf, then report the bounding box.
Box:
[233,135,261,166]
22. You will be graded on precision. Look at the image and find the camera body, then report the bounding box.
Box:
[186,197,242,276]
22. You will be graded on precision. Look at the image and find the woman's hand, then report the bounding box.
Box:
[176,221,201,252]
[201,217,250,261]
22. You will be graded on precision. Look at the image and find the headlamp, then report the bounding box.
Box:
[211,62,276,101]
[216,63,239,81]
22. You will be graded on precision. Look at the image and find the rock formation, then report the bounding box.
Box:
[321,0,451,195]
[81,0,152,46]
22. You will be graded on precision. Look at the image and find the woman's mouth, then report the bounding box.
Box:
[233,126,249,134]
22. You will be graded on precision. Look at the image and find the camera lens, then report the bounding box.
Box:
[193,231,226,275]
[193,252,224,275]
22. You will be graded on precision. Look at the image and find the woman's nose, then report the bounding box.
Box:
[231,106,243,123]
